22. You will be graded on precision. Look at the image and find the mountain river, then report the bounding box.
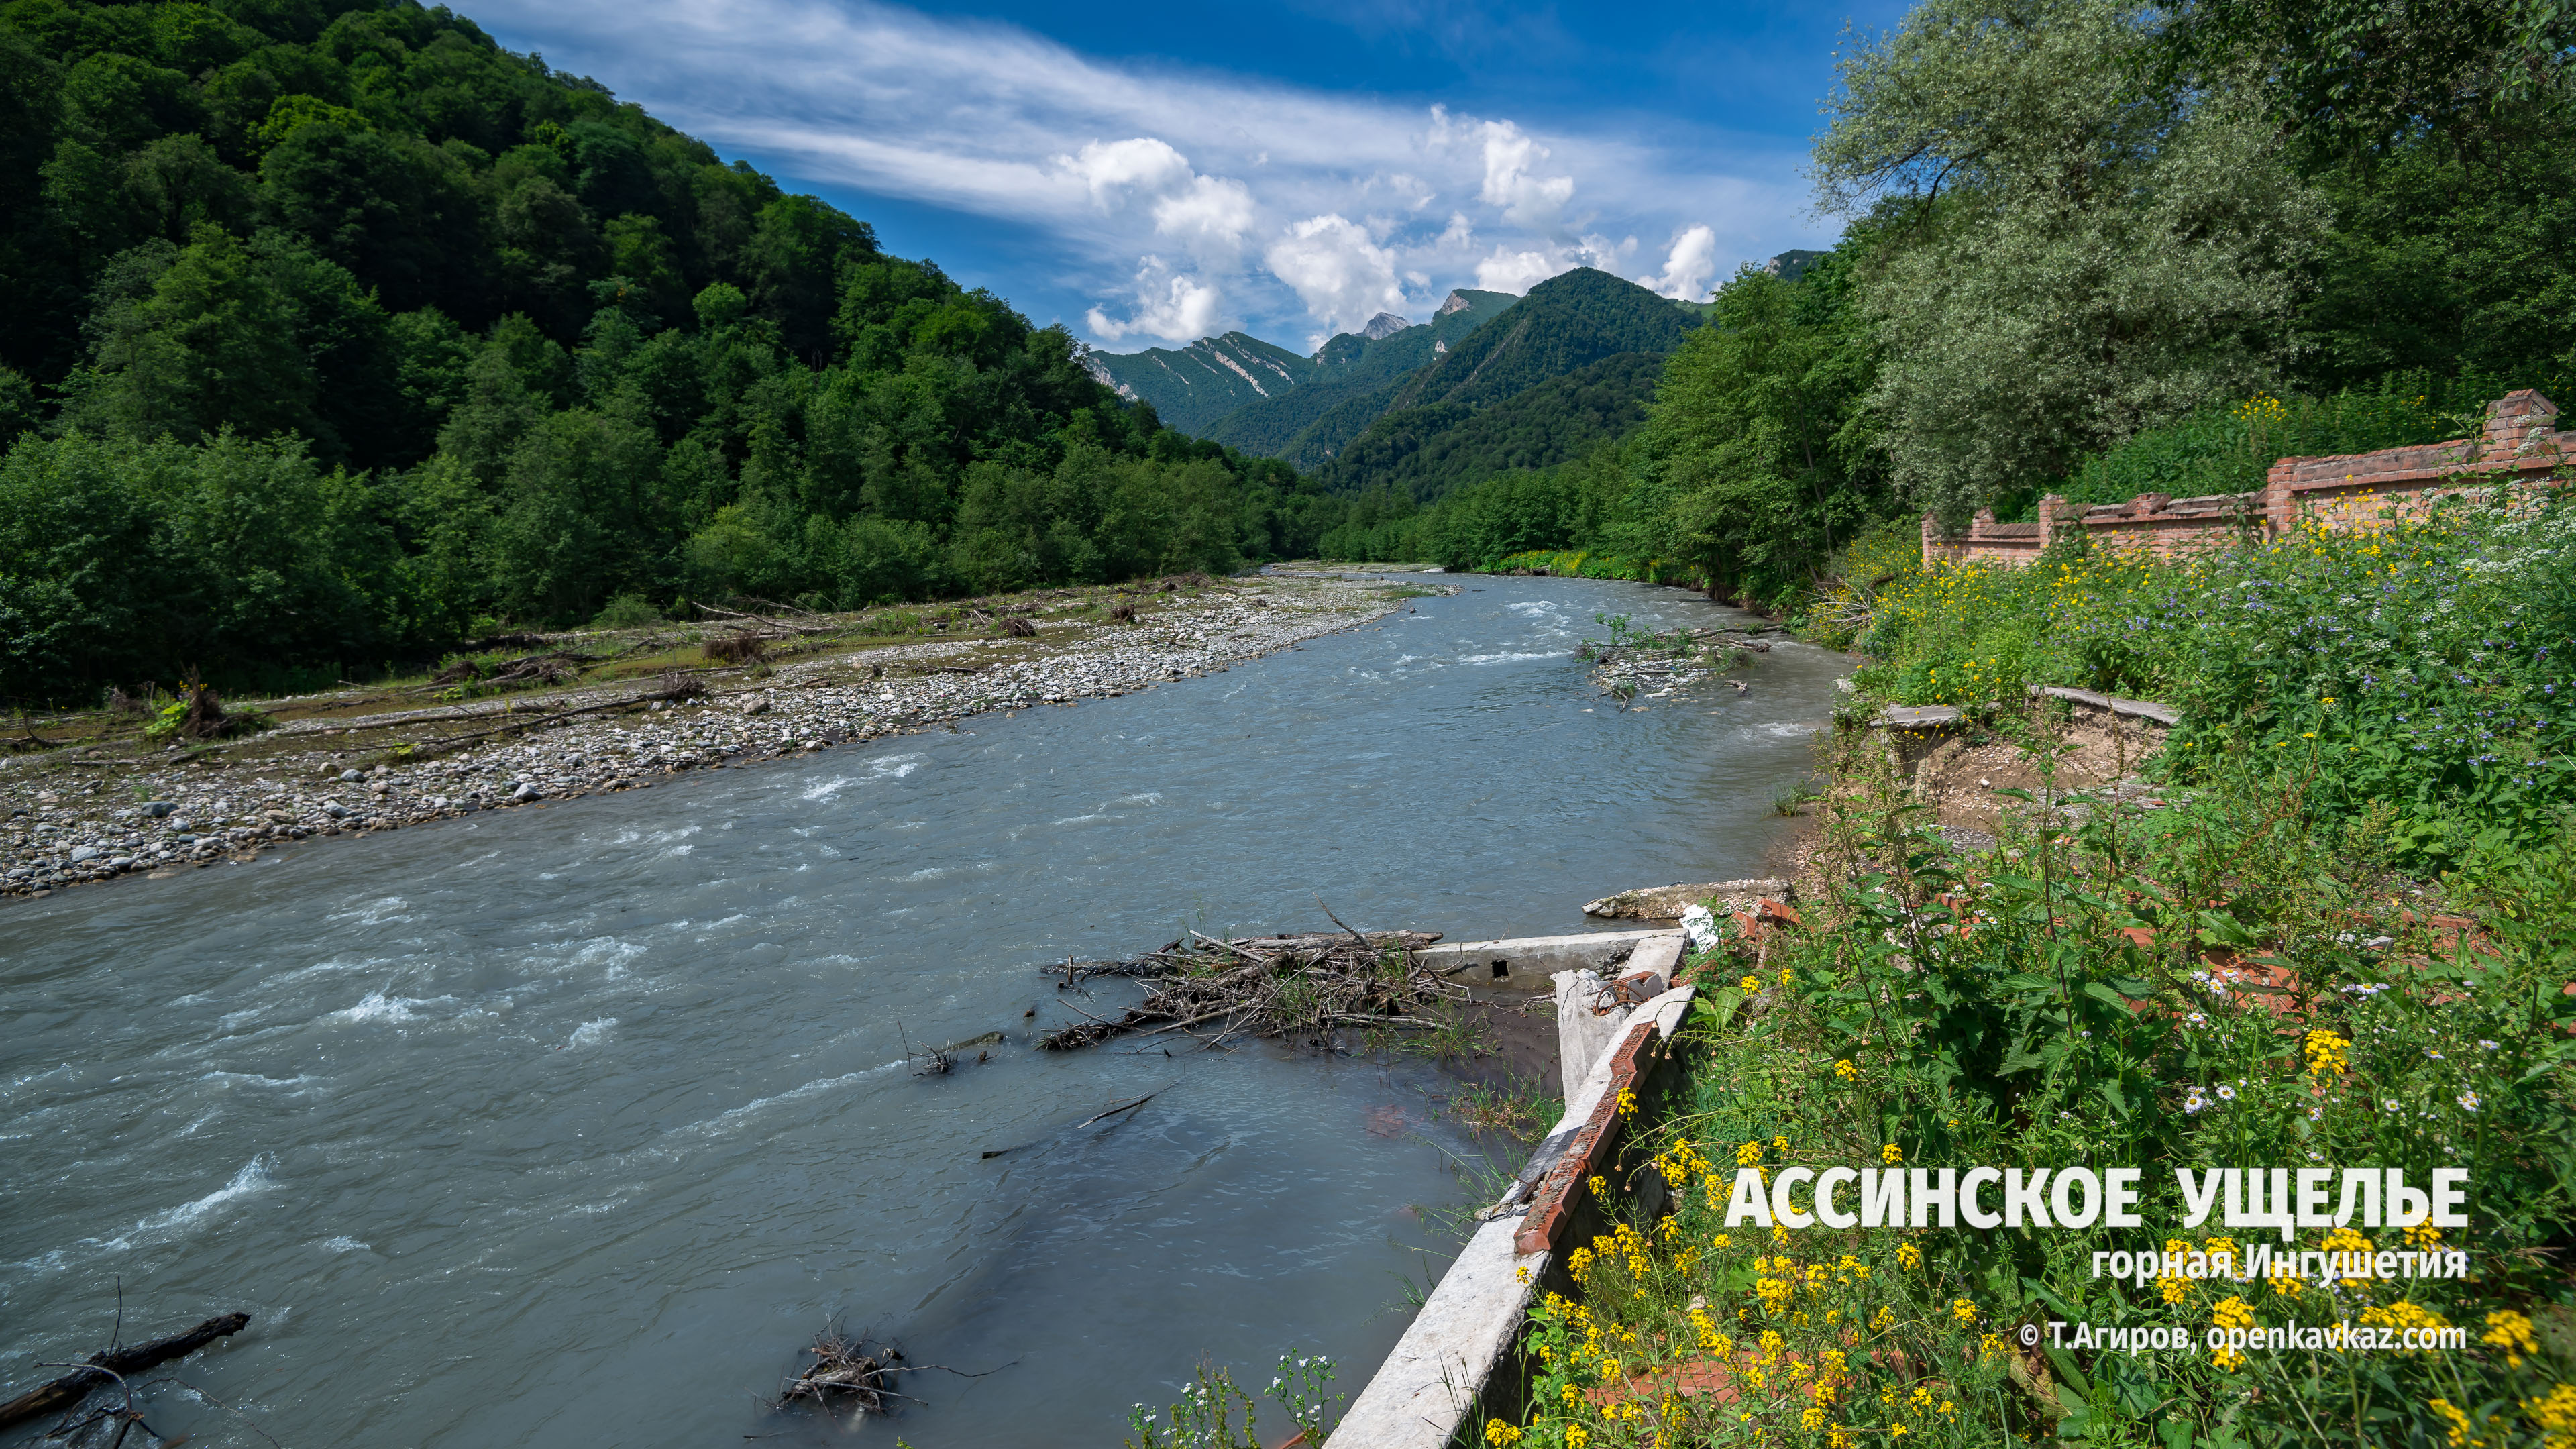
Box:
[0,574,1849,1448]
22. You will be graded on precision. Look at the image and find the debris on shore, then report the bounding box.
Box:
[1038,927,1454,1051]
[1580,624,1775,702]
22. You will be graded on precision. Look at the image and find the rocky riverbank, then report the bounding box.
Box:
[0,572,1432,900]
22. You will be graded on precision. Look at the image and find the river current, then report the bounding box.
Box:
[0,575,1847,1447]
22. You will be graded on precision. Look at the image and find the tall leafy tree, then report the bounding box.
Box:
[1816,0,2327,525]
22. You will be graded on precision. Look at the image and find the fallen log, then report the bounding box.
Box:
[0,1311,250,1430]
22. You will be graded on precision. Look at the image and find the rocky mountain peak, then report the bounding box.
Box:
[1361,312,1412,340]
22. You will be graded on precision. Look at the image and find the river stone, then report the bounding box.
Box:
[511,783,541,802]
[68,846,101,863]
[1582,878,1793,920]
[142,801,176,817]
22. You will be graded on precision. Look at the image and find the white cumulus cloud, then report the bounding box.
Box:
[1644,224,1721,301]
[1152,174,1258,257]
[1474,246,1568,294]
[1265,215,1409,342]
[1474,119,1575,225]
[1086,259,1226,344]
[1062,137,1194,207]
[458,0,1830,350]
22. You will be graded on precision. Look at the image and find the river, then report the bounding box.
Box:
[0,575,1847,1448]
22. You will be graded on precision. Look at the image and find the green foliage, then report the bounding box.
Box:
[1313,351,1664,502]
[1387,269,1699,413]
[1817,0,2328,527]
[1087,290,1517,453]
[2027,377,2502,515]
[2158,0,2576,162]
[2294,123,2576,393]
[0,429,437,698]
[0,0,1359,703]
[1122,1356,1342,1449]
[1856,487,2576,872]
[1508,739,2576,1446]
[1608,253,1883,604]
[1324,248,1898,610]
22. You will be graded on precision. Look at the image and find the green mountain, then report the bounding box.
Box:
[1077,331,1313,437]
[1082,288,1518,458]
[1313,351,1668,501]
[1383,268,1702,413]
[1302,268,1704,498]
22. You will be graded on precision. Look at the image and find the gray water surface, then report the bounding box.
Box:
[0,576,1846,1448]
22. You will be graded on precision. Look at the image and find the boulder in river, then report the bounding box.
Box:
[1582,878,1792,920]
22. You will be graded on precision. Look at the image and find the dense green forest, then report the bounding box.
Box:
[1309,351,1664,502]
[1317,0,2576,611]
[0,0,1352,702]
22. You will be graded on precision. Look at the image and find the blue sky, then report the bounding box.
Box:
[464,0,1906,352]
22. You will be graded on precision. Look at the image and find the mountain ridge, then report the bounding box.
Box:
[1081,288,1515,443]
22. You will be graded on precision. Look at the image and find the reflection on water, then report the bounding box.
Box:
[0,576,1846,1446]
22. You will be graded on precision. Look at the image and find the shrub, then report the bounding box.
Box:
[591,593,664,628]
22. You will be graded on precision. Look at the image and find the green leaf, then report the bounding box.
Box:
[1998,1038,2050,1075]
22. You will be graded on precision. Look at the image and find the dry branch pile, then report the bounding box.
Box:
[774,1330,916,1416]
[430,651,593,689]
[1038,929,1452,1051]
[700,632,769,665]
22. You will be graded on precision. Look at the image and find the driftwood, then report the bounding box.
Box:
[1036,928,1451,1051]
[775,1330,916,1415]
[0,1312,250,1430]
[428,650,594,690]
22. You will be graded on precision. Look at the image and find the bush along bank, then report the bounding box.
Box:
[1477,502,2576,1446]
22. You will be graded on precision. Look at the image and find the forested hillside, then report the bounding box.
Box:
[1326,0,2576,614]
[0,0,1350,703]
[1381,268,1698,413]
[1311,351,1664,502]
[1078,331,1311,437]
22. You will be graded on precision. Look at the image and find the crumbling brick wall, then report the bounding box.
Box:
[1924,391,2573,568]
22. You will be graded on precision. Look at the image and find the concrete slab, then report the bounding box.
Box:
[1874,705,1965,728]
[2028,684,2179,726]
[1415,929,1668,992]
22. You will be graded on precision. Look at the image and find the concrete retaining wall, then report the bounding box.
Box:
[1325,932,1697,1449]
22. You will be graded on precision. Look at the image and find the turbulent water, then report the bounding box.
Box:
[0,576,1847,1448]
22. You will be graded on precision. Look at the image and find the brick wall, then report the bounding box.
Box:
[1923,390,2573,568]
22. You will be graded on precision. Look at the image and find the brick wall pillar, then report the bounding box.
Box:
[2483,389,2561,461]
[2263,458,2297,537]
[2035,494,2072,549]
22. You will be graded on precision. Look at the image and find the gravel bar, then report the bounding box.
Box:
[0,573,1435,901]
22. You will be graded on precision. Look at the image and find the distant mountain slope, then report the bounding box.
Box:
[1386,268,1701,413]
[1316,352,1668,500]
[1082,289,1517,451]
[1211,290,1515,464]
[1077,333,1312,437]
[1084,270,1698,490]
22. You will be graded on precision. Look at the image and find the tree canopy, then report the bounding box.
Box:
[0,0,1351,702]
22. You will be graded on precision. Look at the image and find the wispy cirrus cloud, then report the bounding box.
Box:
[465,0,1823,349]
